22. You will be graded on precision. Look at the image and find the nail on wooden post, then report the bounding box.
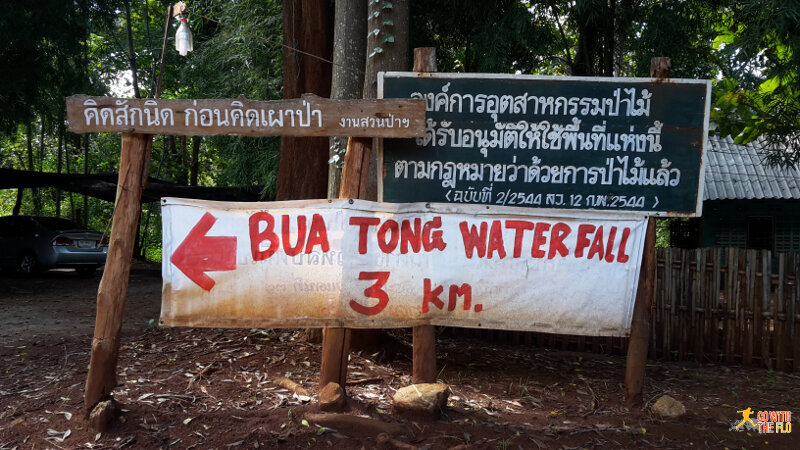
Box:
[85,133,152,415]
[624,56,669,407]
[412,47,437,384]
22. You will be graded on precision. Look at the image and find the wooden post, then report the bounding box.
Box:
[624,57,669,407]
[412,47,438,384]
[318,136,372,389]
[85,133,152,413]
[624,217,656,407]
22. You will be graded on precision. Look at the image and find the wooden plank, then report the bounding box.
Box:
[792,254,800,372]
[656,248,666,358]
[744,250,756,365]
[695,248,705,363]
[85,133,152,413]
[752,250,762,367]
[761,251,772,370]
[735,249,746,364]
[776,253,786,371]
[66,94,426,138]
[724,248,737,364]
[678,250,688,360]
[663,248,672,359]
[711,248,722,363]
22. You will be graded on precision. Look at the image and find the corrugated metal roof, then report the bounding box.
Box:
[704,136,800,201]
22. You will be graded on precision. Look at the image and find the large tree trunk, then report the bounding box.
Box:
[327,0,366,199]
[26,123,41,215]
[190,136,201,186]
[361,0,409,200]
[123,0,141,98]
[12,189,23,215]
[275,0,333,201]
[66,137,75,220]
[83,135,89,226]
[56,119,64,216]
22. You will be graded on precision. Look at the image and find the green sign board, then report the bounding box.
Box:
[379,73,711,217]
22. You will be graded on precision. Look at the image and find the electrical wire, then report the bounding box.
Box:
[193,13,366,77]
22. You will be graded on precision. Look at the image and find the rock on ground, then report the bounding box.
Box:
[651,394,686,418]
[392,383,449,417]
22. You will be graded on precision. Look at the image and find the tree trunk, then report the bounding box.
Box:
[12,189,23,216]
[361,0,410,200]
[66,137,75,220]
[38,118,46,213]
[56,120,64,216]
[179,136,188,185]
[123,0,141,98]
[603,0,615,77]
[327,0,366,199]
[190,136,201,186]
[83,135,89,226]
[276,0,333,201]
[26,123,41,215]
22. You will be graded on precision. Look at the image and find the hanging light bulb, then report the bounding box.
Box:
[175,15,193,56]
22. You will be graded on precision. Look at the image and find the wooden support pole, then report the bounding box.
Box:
[320,327,351,387]
[85,133,152,413]
[624,217,656,407]
[625,56,669,407]
[319,136,372,389]
[413,324,437,383]
[339,137,373,200]
[412,47,437,384]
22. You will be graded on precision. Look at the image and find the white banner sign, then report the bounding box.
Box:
[161,198,647,336]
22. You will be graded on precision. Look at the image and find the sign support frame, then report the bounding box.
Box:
[73,95,425,421]
[623,57,671,407]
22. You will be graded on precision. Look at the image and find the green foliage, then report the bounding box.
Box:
[711,0,800,166]
[628,1,720,79]
[177,0,283,195]
[0,0,284,261]
[0,0,108,133]
[411,0,561,73]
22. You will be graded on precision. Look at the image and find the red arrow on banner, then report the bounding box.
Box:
[170,212,237,291]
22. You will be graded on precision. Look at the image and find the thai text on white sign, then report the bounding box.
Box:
[161,198,647,336]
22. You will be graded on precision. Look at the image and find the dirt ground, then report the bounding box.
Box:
[1,264,799,449]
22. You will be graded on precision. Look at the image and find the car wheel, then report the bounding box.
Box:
[18,252,40,274]
[76,265,98,276]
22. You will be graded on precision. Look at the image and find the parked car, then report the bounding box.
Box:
[0,215,108,275]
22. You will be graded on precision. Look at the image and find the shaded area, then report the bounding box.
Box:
[0,168,267,203]
[1,270,798,448]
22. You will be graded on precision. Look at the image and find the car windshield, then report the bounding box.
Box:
[35,217,84,231]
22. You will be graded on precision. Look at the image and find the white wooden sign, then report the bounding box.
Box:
[161,198,647,336]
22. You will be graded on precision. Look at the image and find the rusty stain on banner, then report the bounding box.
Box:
[161,198,647,336]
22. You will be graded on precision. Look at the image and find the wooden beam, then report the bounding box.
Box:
[625,56,670,407]
[411,47,437,384]
[65,95,425,138]
[624,216,656,406]
[85,133,152,414]
[318,136,373,389]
